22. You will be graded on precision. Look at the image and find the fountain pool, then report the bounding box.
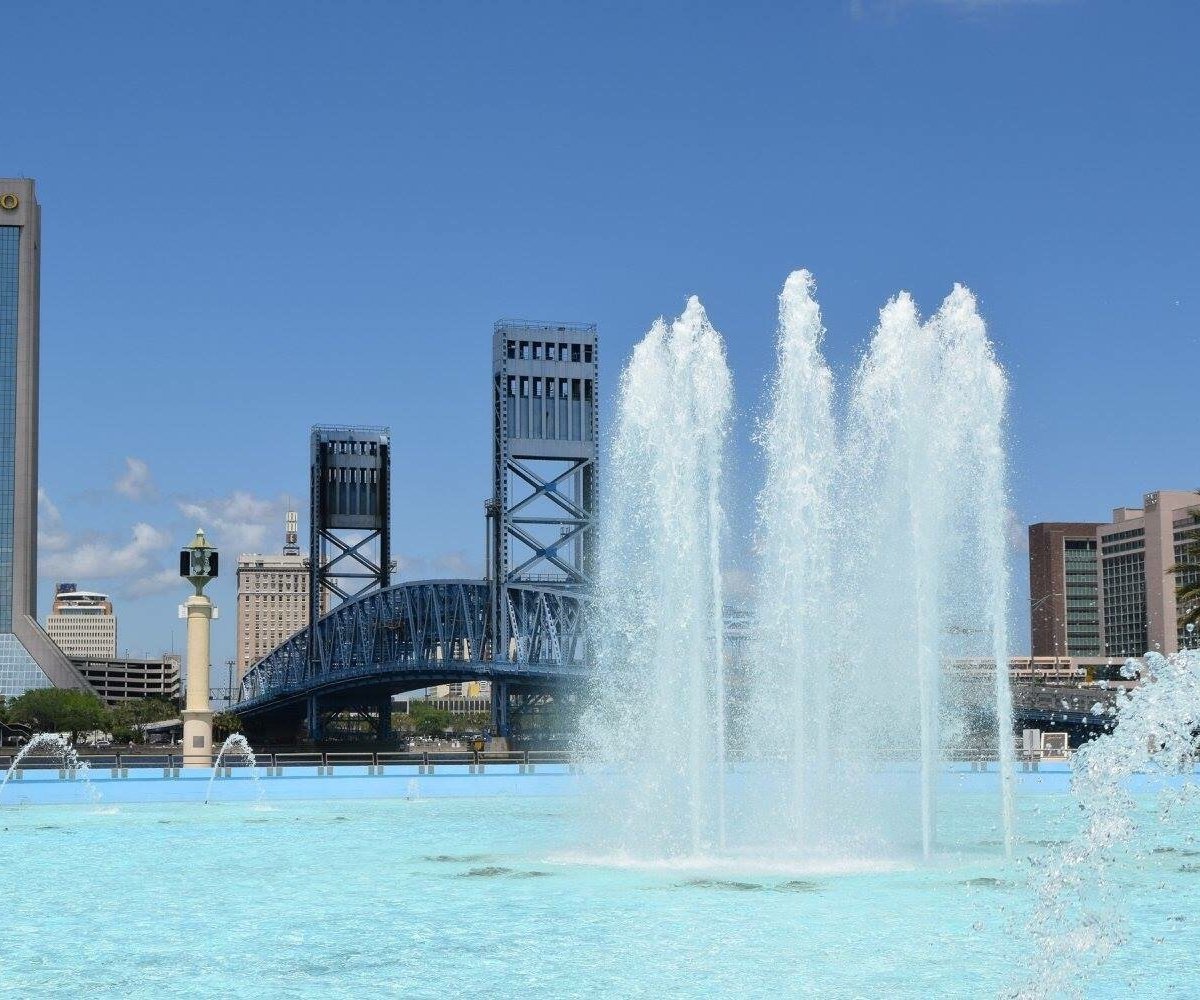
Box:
[2,779,1199,999]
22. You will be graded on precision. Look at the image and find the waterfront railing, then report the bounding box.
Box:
[0,745,1061,772]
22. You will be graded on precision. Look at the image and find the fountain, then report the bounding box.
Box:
[580,295,733,858]
[0,732,100,805]
[1021,647,1200,998]
[581,270,1014,864]
[204,733,260,805]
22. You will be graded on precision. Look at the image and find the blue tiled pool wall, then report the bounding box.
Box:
[0,761,1106,806]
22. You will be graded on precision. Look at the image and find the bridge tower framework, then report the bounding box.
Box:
[491,321,598,735]
[309,425,391,662]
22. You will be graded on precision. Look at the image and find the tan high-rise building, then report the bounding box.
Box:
[1097,490,1200,658]
[46,584,117,660]
[236,512,323,680]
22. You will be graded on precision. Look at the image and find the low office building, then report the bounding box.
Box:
[73,654,182,705]
[46,584,118,660]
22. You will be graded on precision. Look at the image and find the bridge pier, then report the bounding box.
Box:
[491,679,511,739]
[306,694,323,741]
[377,697,393,742]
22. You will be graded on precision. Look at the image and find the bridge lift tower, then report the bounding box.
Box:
[307,425,391,736]
[490,322,598,737]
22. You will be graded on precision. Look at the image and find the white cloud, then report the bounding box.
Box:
[177,491,284,554]
[114,457,158,501]
[126,566,184,598]
[431,551,476,576]
[37,488,69,552]
[41,521,170,581]
[393,551,482,580]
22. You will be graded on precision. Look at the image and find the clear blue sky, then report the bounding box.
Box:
[3,0,1197,666]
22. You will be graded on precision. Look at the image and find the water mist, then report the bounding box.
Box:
[582,272,1014,865]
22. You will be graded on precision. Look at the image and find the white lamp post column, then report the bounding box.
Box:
[180,528,219,769]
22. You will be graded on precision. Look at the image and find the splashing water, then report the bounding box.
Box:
[1020,648,1200,998]
[824,281,1014,858]
[204,734,260,805]
[745,271,840,850]
[0,733,101,806]
[581,272,1014,865]
[580,296,733,859]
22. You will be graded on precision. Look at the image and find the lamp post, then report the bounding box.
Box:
[180,528,219,768]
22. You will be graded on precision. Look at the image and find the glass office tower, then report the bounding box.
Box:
[0,179,92,697]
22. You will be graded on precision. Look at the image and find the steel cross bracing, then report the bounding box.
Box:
[236,579,588,717]
[309,426,392,663]
[491,321,598,660]
[505,457,591,580]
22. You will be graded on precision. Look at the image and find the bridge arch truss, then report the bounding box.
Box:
[236,579,588,739]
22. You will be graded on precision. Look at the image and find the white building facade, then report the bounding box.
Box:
[46,585,117,660]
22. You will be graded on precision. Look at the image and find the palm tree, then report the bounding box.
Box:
[1169,508,1200,634]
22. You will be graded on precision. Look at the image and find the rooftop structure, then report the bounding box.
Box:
[46,583,117,660]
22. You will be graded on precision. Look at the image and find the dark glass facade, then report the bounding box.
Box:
[1063,538,1101,655]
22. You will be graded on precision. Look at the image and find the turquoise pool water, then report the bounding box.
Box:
[1,783,1196,999]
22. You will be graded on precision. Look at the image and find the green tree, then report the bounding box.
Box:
[109,697,178,743]
[410,702,452,737]
[1171,509,1200,635]
[7,688,110,743]
[213,711,244,738]
[450,711,491,734]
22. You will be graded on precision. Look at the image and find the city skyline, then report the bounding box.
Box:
[2,1,1196,667]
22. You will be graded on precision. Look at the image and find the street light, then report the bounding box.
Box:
[179,528,219,768]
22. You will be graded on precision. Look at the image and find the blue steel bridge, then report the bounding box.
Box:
[236,321,600,741]
[236,579,588,740]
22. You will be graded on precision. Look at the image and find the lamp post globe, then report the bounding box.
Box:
[181,527,219,595]
[180,528,219,768]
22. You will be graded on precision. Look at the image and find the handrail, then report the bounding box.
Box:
[0,744,1068,772]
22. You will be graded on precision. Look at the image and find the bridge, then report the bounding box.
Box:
[237,578,588,741]
[236,317,601,742]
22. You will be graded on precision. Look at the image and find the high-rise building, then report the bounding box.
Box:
[1098,491,1200,657]
[236,511,322,681]
[46,584,117,659]
[0,178,93,698]
[1029,490,1200,660]
[1028,522,1103,658]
